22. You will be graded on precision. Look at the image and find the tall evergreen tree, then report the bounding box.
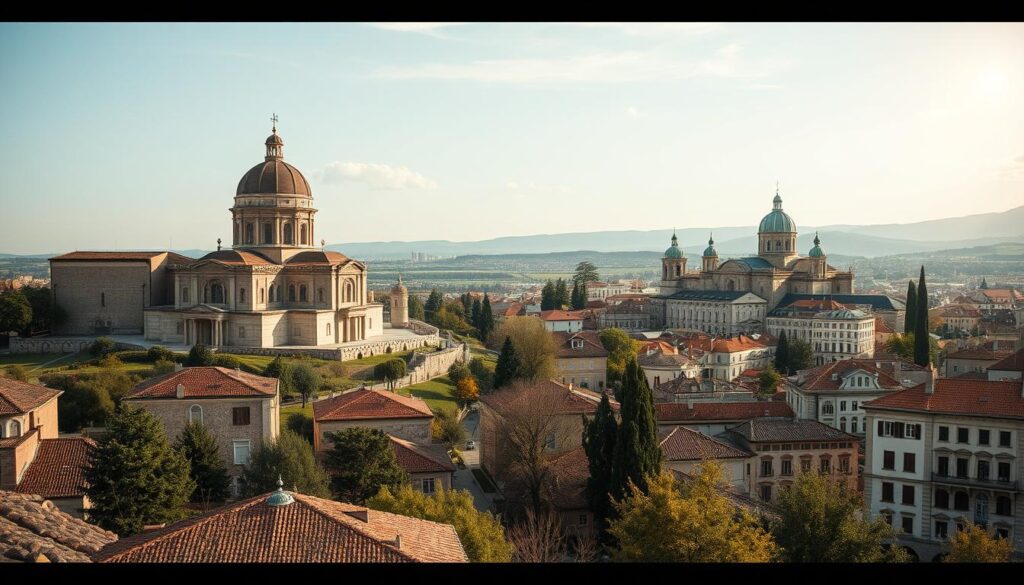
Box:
[914,266,930,367]
[540,280,556,311]
[480,294,494,341]
[325,427,409,504]
[407,294,425,321]
[493,336,522,389]
[461,293,473,316]
[554,278,570,309]
[471,298,482,334]
[570,281,581,310]
[84,406,195,535]
[979,277,989,290]
[240,429,332,498]
[424,289,443,323]
[173,421,231,504]
[609,357,661,502]
[904,280,917,335]
[573,261,600,285]
[583,393,618,535]
[774,330,790,374]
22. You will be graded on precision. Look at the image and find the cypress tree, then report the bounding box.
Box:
[578,282,588,309]
[583,393,618,535]
[541,280,556,311]
[461,293,473,316]
[774,330,790,374]
[174,421,231,504]
[570,281,581,310]
[914,266,930,367]
[424,289,443,323]
[480,294,494,341]
[493,336,522,389]
[471,298,482,334]
[609,357,661,502]
[554,278,569,309]
[904,280,917,335]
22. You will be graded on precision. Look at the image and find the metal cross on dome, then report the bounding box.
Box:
[271,113,278,132]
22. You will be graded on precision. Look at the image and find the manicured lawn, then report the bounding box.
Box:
[0,352,80,372]
[221,353,281,372]
[400,376,459,413]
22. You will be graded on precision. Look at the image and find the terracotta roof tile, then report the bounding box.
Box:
[544,447,589,510]
[0,491,117,562]
[480,379,618,416]
[863,378,1024,419]
[726,417,859,443]
[988,348,1024,373]
[195,249,277,266]
[49,251,191,262]
[874,317,895,334]
[14,438,95,499]
[95,492,466,563]
[659,426,752,461]
[285,250,350,266]
[390,436,455,474]
[712,335,768,353]
[796,359,905,393]
[538,310,587,321]
[552,331,609,359]
[0,378,61,416]
[656,401,794,423]
[313,388,433,422]
[126,367,278,400]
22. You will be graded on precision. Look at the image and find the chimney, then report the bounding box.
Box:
[924,367,938,394]
[394,534,402,550]
[176,383,186,399]
[174,363,183,372]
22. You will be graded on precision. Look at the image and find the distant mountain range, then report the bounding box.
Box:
[4,206,1021,261]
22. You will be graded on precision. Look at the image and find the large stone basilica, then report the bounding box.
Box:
[649,192,855,336]
[48,122,417,352]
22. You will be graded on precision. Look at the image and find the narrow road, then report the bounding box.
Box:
[452,409,495,513]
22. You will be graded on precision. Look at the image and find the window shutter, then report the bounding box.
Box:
[914,424,922,440]
[877,420,884,436]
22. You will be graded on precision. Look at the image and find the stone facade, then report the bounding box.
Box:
[553,356,607,390]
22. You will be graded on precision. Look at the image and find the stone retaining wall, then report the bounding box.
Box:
[365,343,467,392]
[8,336,144,355]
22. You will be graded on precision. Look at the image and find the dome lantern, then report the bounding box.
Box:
[664,229,683,259]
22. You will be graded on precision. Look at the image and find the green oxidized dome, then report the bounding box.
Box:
[808,232,825,258]
[664,232,684,258]
[758,193,796,233]
[703,233,717,257]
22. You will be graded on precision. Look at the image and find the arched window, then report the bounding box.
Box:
[976,493,989,526]
[189,405,203,425]
[935,489,949,509]
[839,417,847,432]
[268,285,275,302]
[208,282,225,304]
[239,288,246,303]
[300,223,308,245]
[262,222,273,244]
[344,281,354,302]
[299,285,308,302]
[953,491,969,511]
[318,288,324,303]
[288,285,296,302]
[822,401,834,415]
[775,240,781,251]
[326,323,331,336]
[233,223,239,244]
[850,416,858,432]
[239,326,246,339]
[245,223,254,244]
[284,223,294,245]
[9,420,21,437]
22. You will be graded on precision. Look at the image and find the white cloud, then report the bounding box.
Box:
[626,106,646,119]
[316,162,438,190]
[370,45,787,85]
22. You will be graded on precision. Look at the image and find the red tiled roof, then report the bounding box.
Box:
[285,250,351,266]
[988,348,1024,373]
[0,378,61,416]
[864,379,1024,419]
[15,438,95,499]
[313,388,433,422]
[980,289,1024,301]
[545,446,589,510]
[390,436,455,474]
[656,401,793,423]
[945,347,1014,361]
[874,317,895,334]
[1,491,118,562]
[727,417,859,443]
[796,359,904,393]
[501,302,525,317]
[659,426,751,461]
[538,310,587,321]
[49,251,193,263]
[787,299,846,311]
[126,367,278,400]
[711,335,768,353]
[552,331,609,359]
[480,379,618,416]
[94,492,467,563]
[195,249,277,266]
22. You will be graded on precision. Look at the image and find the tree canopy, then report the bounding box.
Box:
[185,343,215,366]
[944,522,1013,562]
[488,317,555,383]
[240,429,332,499]
[599,327,641,386]
[609,357,660,501]
[0,290,33,335]
[373,358,407,390]
[173,421,231,504]
[289,361,322,407]
[324,427,408,503]
[573,261,600,285]
[582,392,618,536]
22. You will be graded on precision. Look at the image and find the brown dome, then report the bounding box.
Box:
[265,133,284,146]
[236,159,311,197]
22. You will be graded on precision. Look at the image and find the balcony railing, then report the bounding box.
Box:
[931,473,1019,492]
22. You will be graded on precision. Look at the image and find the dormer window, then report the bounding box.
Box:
[571,339,584,349]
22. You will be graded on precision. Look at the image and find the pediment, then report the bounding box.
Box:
[180,303,229,314]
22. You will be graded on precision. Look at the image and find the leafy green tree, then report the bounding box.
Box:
[21,286,65,334]
[914,266,930,367]
[461,293,473,316]
[3,364,30,381]
[758,367,782,394]
[324,427,409,503]
[489,317,554,382]
[88,336,114,357]
[540,280,556,311]
[0,290,32,335]
[240,429,331,498]
[432,407,468,448]
[185,343,214,366]
[774,330,790,373]
[152,358,177,375]
[599,327,641,386]
[173,421,231,504]
[904,280,917,334]
[447,361,471,385]
[471,298,482,335]
[771,470,909,562]
[944,522,1013,562]
[212,353,242,369]
[608,465,778,562]
[554,278,569,310]
[436,300,475,335]
[146,345,176,363]
[57,380,115,431]
[262,355,295,397]
[367,485,513,562]
[84,406,194,535]
[885,333,939,366]
[570,281,582,310]
[493,336,522,390]
[573,261,600,285]
[479,294,494,341]
[286,410,315,444]
[408,294,425,321]
[373,358,407,390]
[582,392,618,536]
[787,338,813,372]
[424,289,444,324]
[469,356,495,393]
[609,357,660,501]
[289,361,322,407]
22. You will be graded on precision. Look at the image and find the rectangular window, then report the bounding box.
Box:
[420,477,436,494]
[938,426,949,442]
[902,485,915,505]
[839,456,851,473]
[883,450,895,470]
[760,484,772,502]
[840,400,847,412]
[998,462,1011,482]
[937,456,949,476]
[977,460,990,480]
[956,458,969,478]
[901,516,914,535]
[761,459,774,477]
[781,459,793,476]
[999,431,1011,447]
[232,407,251,426]
[906,424,920,440]
[979,429,990,446]
[820,457,831,473]
[957,427,969,444]
[935,521,948,539]
[233,440,251,465]
[800,458,812,472]
[881,482,894,503]
[903,453,916,473]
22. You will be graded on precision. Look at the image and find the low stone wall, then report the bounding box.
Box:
[365,343,467,392]
[213,332,441,362]
[8,336,144,355]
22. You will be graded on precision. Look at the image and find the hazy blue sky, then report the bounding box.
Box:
[1,22,1021,254]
